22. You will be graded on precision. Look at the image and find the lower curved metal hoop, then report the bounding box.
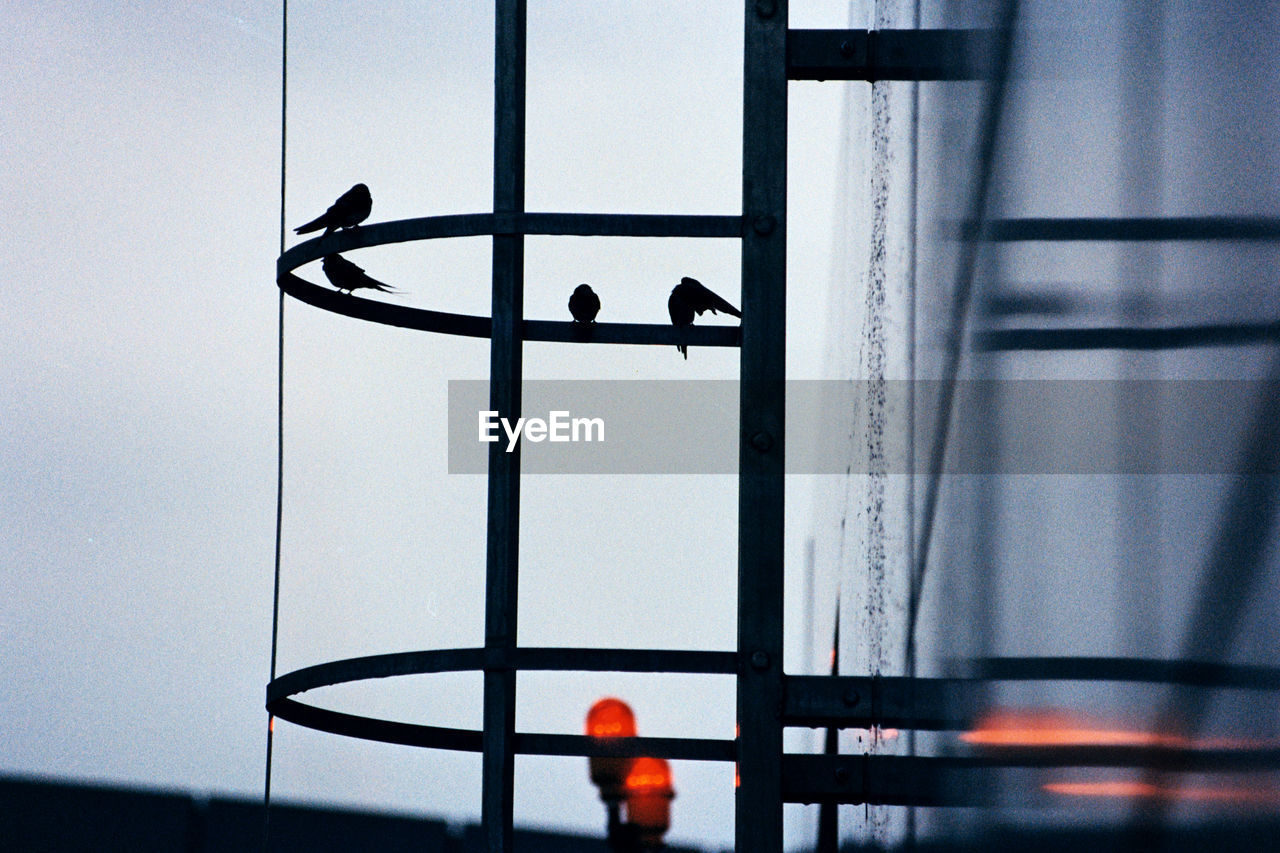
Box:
[268,652,1280,762]
[266,647,739,760]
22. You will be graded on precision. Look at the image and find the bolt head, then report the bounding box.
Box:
[750,650,770,670]
[750,431,774,453]
[754,0,777,19]
[752,214,777,236]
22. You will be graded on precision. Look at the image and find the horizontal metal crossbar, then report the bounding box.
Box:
[783,659,1280,731]
[784,675,978,731]
[977,321,1280,351]
[786,29,998,81]
[984,216,1280,242]
[516,733,735,762]
[514,647,737,674]
[278,272,742,347]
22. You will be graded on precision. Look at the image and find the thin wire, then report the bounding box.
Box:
[264,1,287,850]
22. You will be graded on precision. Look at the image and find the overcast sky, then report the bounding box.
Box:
[0,2,861,849]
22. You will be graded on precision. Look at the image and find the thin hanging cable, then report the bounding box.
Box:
[264,1,287,850]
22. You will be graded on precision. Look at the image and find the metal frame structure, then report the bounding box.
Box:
[269,2,1280,850]
[271,4,792,850]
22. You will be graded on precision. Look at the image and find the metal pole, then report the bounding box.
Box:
[738,1,787,851]
[483,1,526,850]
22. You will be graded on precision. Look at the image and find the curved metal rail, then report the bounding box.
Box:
[266,646,739,760]
[276,212,745,347]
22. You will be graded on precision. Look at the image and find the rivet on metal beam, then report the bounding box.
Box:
[750,650,771,670]
[842,688,861,707]
[839,39,854,59]
[752,214,777,236]
[750,431,774,452]
[754,0,777,19]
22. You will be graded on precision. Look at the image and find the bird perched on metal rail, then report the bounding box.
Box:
[568,284,601,323]
[667,276,741,359]
[322,253,399,295]
[294,183,372,235]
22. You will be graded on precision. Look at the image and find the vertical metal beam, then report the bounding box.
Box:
[738,1,787,852]
[484,1,525,851]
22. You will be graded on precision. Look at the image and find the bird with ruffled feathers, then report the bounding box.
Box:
[568,284,601,324]
[667,276,741,359]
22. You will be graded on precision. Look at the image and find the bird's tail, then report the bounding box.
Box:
[293,215,328,235]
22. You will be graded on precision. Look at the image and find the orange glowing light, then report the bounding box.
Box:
[1046,780,1160,798]
[625,757,673,794]
[625,757,675,842]
[586,697,637,739]
[586,698,638,802]
[1045,780,1280,806]
[963,709,1209,749]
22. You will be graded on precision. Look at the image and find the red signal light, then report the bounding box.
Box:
[586,698,638,802]
[624,757,675,846]
[587,697,638,738]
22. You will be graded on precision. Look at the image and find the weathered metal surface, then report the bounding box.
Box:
[738,1,789,851]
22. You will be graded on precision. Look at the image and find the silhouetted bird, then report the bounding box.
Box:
[322,254,398,295]
[668,276,741,359]
[294,184,372,235]
[568,284,600,323]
